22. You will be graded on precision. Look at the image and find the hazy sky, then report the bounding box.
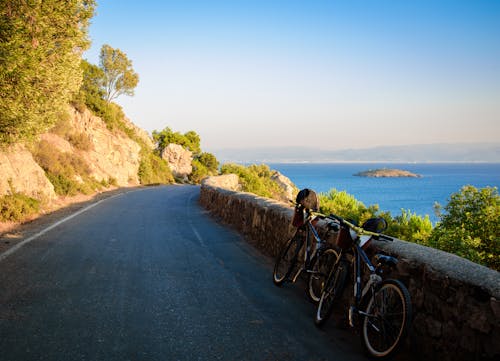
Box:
[84,0,500,152]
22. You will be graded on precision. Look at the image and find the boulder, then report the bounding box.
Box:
[271,171,297,201]
[161,143,193,180]
[202,174,241,191]
[0,144,56,200]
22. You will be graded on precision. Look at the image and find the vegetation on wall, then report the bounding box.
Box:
[0,0,95,145]
[318,186,499,271]
[220,163,287,200]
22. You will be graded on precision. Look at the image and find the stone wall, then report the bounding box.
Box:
[200,182,500,361]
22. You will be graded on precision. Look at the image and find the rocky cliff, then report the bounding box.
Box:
[0,106,146,201]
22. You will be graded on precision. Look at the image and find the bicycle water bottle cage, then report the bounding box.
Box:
[374,254,398,268]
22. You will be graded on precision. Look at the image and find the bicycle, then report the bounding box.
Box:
[272,202,339,302]
[315,213,412,360]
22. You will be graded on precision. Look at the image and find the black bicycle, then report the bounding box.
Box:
[315,213,412,359]
[273,203,339,302]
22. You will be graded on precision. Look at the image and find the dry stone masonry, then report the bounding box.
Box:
[200,176,500,361]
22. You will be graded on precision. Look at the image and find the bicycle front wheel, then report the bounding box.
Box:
[273,232,303,286]
[361,279,412,359]
[314,258,348,327]
[308,248,339,303]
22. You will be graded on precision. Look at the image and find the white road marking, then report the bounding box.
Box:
[0,193,124,262]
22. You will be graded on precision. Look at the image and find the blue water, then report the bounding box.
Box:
[268,163,500,223]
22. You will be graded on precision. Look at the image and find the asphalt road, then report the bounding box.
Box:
[0,185,367,361]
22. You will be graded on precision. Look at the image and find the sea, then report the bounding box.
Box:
[267,163,500,224]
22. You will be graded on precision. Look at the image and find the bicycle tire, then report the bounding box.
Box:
[314,258,348,327]
[307,248,339,303]
[361,279,412,359]
[272,232,303,286]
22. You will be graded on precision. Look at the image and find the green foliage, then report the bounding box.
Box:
[387,209,433,244]
[0,0,95,144]
[189,152,219,183]
[32,140,104,196]
[220,163,285,200]
[0,193,40,222]
[427,186,500,270]
[152,127,201,155]
[319,189,380,224]
[138,149,174,185]
[99,44,139,103]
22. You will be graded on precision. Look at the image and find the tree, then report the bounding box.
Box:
[152,127,201,155]
[0,0,95,144]
[428,185,500,270]
[99,44,139,103]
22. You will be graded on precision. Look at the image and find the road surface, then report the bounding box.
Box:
[0,185,366,361]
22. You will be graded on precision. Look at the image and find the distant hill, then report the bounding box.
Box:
[211,143,500,163]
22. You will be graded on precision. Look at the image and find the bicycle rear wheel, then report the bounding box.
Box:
[361,279,412,359]
[273,232,304,286]
[314,258,348,327]
[307,248,339,303]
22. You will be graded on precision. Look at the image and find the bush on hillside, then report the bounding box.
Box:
[0,181,41,222]
[32,140,105,196]
[138,149,174,185]
[220,163,287,201]
[427,185,499,270]
[152,127,201,155]
[189,152,219,183]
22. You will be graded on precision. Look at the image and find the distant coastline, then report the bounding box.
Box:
[210,143,500,164]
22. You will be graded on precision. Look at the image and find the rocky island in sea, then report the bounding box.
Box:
[354,168,421,178]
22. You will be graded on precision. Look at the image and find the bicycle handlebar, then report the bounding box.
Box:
[331,213,395,241]
[290,202,394,241]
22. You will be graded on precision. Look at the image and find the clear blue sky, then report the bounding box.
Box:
[85,0,500,152]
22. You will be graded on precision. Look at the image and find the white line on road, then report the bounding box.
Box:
[0,193,124,263]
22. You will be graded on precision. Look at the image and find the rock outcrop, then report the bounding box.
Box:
[161,143,193,180]
[0,106,147,201]
[270,171,297,201]
[69,107,142,185]
[0,144,56,200]
[202,174,241,191]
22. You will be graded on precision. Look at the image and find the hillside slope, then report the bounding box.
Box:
[0,105,151,203]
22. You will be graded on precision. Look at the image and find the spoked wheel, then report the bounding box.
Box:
[307,248,339,303]
[361,279,412,359]
[314,258,348,326]
[273,232,304,286]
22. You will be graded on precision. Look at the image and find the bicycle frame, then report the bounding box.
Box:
[292,213,324,282]
[349,243,382,326]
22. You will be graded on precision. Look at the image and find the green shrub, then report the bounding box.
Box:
[319,189,380,225]
[32,140,101,196]
[220,163,286,200]
[138,150,174,185]
[427,186,500,270]
[67,132,93,151]
[0,193,40,222]
[189,152,219,184]
[387,209,433,244]
[152,127,201,155]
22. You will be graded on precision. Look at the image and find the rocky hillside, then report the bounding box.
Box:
[0,105,151,202]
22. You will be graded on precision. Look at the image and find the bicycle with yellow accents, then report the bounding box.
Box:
[272,203,339,303]
[315,213,412,360]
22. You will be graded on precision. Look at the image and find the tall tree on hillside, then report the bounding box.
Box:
[0,0,95,144]
[99,44,139,103]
